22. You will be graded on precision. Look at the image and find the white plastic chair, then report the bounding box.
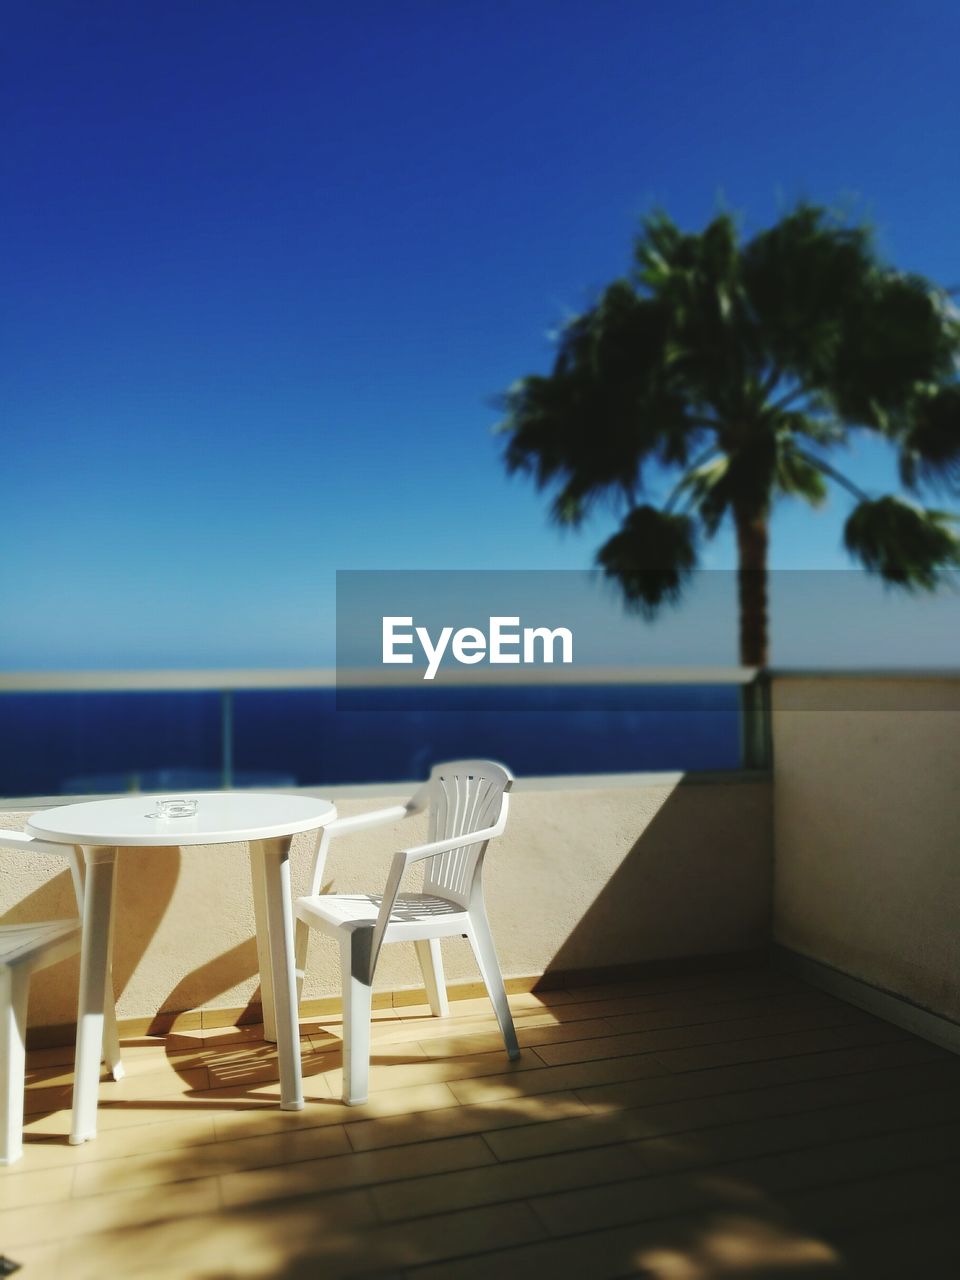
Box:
[0,832,123,1164]
[295,759,519,1104]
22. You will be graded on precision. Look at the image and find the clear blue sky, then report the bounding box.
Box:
[3,0,958,668]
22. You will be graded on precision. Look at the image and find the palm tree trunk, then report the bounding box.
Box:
[734,507,769,667]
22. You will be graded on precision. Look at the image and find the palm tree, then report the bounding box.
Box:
[499,205,960,665]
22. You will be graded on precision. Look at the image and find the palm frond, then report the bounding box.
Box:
[830,275,959,427]
[596,505,697,616]
[677,435,778,533]
[843,497,960,588]
[898,385,960,492]
[673,456,730,534]
[774,445,828,505]
[499,284,700,521]
[740,204,875,385]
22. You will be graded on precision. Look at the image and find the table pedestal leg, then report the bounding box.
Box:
[249,837,303,1110]
[248,842,277,1043]
[70,847,117,1145]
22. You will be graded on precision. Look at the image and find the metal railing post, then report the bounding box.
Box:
[738,674,772,771]
[220,689,234,789]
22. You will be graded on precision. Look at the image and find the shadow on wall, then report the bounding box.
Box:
[0,868,77,927]
[3,846,181,1030]
[1,868,83,1032]
[110,846,181,1001]
[144,780,772,1029]
[152,937,265,1034]
[12,779,772,1035]
[540,780,772,981]
[8,835,305,1035]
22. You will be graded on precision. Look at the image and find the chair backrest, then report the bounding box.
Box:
[421,760,513,908]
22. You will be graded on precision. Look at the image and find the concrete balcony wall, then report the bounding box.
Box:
[1,772,772,1030]
[771,674,960,1025]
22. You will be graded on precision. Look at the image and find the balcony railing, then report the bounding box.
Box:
[0,666,770,802]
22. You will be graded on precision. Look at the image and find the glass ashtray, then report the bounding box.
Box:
[147,797,199,819]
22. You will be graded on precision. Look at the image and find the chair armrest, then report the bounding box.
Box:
[325,804,413,838]
[304,803,418,898]
[399,823,504,866]
[0,831,78,858]
[365,823,505,980]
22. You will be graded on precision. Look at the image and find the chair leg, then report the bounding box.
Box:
[248,842,277,1044]
[294,917,311,1008]
[0,966,30,1165]
[72,850,120,1145]
[67,845,124,1081]
[340,932,373,1106]
[465,908,519,1060]
[414,938,449,1017]
[101,987,124,1082]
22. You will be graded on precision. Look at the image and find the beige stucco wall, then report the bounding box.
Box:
[771,675,960,1022]
[0,773,772,1028]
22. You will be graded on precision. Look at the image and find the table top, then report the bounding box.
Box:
[25,792,337,847]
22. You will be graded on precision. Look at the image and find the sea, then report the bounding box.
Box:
[0,685,741,797]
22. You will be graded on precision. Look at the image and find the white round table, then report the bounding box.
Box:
[27,792,336,1144]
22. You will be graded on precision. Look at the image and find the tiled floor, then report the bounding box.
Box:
[3,967,960,1278]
